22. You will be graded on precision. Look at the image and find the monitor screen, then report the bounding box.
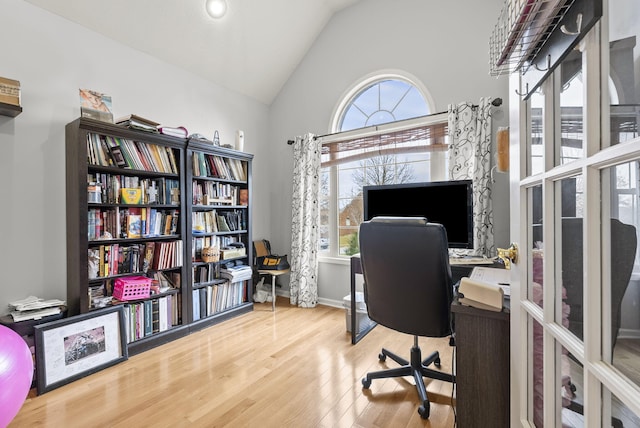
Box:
[362,180,474,249]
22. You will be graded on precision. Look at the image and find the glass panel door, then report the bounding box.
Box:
[513,1,640,425]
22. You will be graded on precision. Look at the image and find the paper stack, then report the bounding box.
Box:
[220,264,253,283]
[116,114,160,133]
[8,296,66,322]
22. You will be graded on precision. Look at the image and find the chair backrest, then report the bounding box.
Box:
[358,216,453,338]
[561,217,637,343]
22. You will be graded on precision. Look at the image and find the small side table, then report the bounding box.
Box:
[257,268,290,311]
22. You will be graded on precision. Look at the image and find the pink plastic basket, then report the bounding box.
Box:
[113,276,151,301]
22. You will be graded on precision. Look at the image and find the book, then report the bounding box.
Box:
[116,114,160,133]
[469,266,510,297]
[151,299,160,333]
[79,88,113,123]
[192,289,200,321]
[142,242,155,273]
[144,300,153,336]
[159,296,169,331]
[158,126,188,138]
[121,188,142,204]
[127,214,142,238]
[239,189,248,206]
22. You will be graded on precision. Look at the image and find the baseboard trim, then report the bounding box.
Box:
[618,328,640,340]
[273,289,343,309]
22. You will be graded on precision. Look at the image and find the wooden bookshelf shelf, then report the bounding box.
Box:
[0,101,22,117]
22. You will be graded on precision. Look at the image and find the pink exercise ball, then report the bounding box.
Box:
[0,324,33,428]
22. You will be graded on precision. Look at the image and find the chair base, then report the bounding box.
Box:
[362,339,455,419]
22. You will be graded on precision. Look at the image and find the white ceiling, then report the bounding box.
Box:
[24,0,362,105]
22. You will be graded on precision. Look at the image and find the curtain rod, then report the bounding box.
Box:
[286,97,502,145]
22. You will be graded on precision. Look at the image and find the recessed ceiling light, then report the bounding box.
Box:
[205,0,228,19]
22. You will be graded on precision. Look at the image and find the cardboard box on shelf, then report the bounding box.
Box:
[0,77,20,106]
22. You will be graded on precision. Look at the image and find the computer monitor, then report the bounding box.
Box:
[362,180,474,249]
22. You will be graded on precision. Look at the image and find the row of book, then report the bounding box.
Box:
[192,235,241,262]
[88,240,183,279]
[88,207,179,240]
[219,210,246,231]
[192,280,247,320]
[192,152,246,181]
[122,294,180,343]
[192,181,241,205]
[87,132,179,174]
[193,263,220,284]
[191,209,246,234]
[88,173,179,206]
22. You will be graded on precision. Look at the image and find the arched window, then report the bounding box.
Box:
[338,78,431,131]
[320,72,447,257]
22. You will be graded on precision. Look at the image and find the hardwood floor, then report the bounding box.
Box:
[10,298,456,427]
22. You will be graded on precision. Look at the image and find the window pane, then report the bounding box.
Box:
[393,89,429,118]
[530,184,544,308]
[560,344,585,427]
[608,0,640,146]
[602,162,640,389]
[339,79,430,131]
[338,163,361,199]
[558,176,584,341]
[605,387,640,428]
[530,315,544,427]
[319,169,330,253]
[338,195,361,256]
[558,52,585,165]
[529,90,545,176]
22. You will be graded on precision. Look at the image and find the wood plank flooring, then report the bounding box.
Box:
[10,298,456,428]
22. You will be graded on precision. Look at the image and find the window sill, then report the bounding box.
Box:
[318,255,351,266]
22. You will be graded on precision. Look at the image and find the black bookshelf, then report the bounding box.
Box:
[65,118,254,356]
[185,139,254,328]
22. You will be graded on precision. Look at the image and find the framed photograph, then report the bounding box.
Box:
[34,306,128,394]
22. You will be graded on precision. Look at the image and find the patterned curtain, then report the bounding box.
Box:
[289,133,320,307]
[447,98,495,257]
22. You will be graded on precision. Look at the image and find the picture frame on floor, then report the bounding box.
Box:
[34,305,128,394]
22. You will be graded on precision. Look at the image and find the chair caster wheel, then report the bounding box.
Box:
[378,353,386,362]
[362,378,371,389]
[418,402,430,419]
[434,357,441,367]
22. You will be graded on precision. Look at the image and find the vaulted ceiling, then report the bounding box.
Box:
[24,0,362,105]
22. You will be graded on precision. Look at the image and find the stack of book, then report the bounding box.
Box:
[116,114,160,133]
[8,296,66,322]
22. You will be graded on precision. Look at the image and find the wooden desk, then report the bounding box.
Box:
[451,300,510,427]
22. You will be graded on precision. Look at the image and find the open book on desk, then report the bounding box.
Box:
[469,266,510,297]
[449,256,495,265]
[458,266,510,312]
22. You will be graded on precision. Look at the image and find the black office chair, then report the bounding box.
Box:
[358,216,455,419]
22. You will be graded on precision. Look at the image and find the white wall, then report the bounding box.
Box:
[268,0,511,305]
[0,0,270,314]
